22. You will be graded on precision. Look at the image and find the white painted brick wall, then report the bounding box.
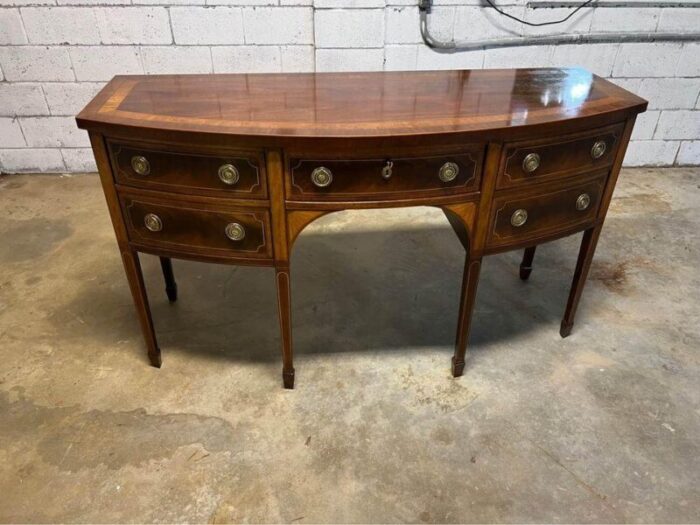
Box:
[0,1,699,173]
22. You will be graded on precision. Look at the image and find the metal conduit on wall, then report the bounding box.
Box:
[419,0,700,51]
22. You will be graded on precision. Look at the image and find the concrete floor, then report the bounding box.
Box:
[0,168,698,523]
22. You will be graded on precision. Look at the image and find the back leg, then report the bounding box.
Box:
[519,246,537,281]
[159,257,178,302]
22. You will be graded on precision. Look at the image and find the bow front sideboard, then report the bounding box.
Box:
[76,68,647,389]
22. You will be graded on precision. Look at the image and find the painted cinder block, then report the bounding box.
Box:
[95,7,172,44]
[43,83,107,115]
[654,110,700,140]
[21,7,101,45]
[676,141,700,166]
[624,140,680,166]
[0,47,74,82]
[69,46,143,81]
[0,8,28,45]
[316,48,385,72]
[61,148,98,172]
[638,78,700,110]
[141,46,213,74]
[281,46,315,72]
[243,7,313,45]
[0,117,27,148]
[0,149,65,173]
[0,84,49,116]
[170,7,245,45]
[20,116,93,148]
[613,43,683,78]
[315,9,384,48]
[212,45,282,73]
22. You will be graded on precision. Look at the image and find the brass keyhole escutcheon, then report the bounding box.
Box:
[439,162,459,182]
[511,209,528,227]
[218,164,240,185]
[311,167,333,188]
[576,193,591,211]
[144,213,162,232]
[522,153,540,173]
[591,141,607,159]
[225,222,246,241]
[381,161,394,180]
[131,155,150,176]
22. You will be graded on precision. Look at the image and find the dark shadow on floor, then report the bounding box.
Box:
[52,225,582,365]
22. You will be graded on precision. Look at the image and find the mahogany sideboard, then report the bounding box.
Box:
[76,68,647,389]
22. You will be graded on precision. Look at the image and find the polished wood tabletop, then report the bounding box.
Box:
[77,69,646,389]
[77,68,646,139]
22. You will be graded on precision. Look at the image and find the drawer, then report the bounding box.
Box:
[286,147,483,201]
[108,141,267,199]
[497,124,623,189]
[487,176,606,250]
[120,194,272,261]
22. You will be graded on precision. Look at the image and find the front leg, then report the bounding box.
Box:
[452,256,482,377]
[275,264,295,389]
[121,249,161,367]
[560,225,602,338]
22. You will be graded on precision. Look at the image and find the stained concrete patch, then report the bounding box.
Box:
[0,390,239,472]
[0,217,73,263]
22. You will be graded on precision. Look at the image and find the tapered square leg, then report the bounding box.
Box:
[159,257,178,302]
[561,226,603,338]
[275,265,295,389]
[519,246,537,280]
[120,249,161,367]
[452,257,482,377]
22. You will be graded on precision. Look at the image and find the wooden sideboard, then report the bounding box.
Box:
[77,68,647,389]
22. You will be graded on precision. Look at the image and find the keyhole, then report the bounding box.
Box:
[381,161,393,180]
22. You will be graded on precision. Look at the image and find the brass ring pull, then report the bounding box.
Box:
[311,167,333,188]
[439,162,459,182]
[131,155,150,176]
[144,213,162,232]
[591,141,607,159]
[225,222,246,242]
[218,164,240,185]
[381,161,394,180]
[511,209,528,227]
[522,153,540,173]
[576,193,591,211]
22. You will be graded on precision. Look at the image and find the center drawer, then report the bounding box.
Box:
[286,146,484,201]
[120,193,272,261]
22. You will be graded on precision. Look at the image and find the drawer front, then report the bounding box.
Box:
[498,124,623,189]
[121,195,272,260]
[287,148,483,201]
[487,177,606,249]
[109,141,267,198]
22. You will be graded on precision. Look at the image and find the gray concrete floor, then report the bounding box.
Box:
[0,168,699,523]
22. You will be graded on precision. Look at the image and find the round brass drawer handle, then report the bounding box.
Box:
[225,222,246,242]
[522,153,540,173]
[131,155,150,176]
[591,140,607,159]
[439,161,459,182]
[576,193,591,211]
[218,163,240,186]
[144,213,162,232]
[511,208,528,227]
[311,166,333,188]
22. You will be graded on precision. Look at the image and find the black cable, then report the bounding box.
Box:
[483,0,596,26]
